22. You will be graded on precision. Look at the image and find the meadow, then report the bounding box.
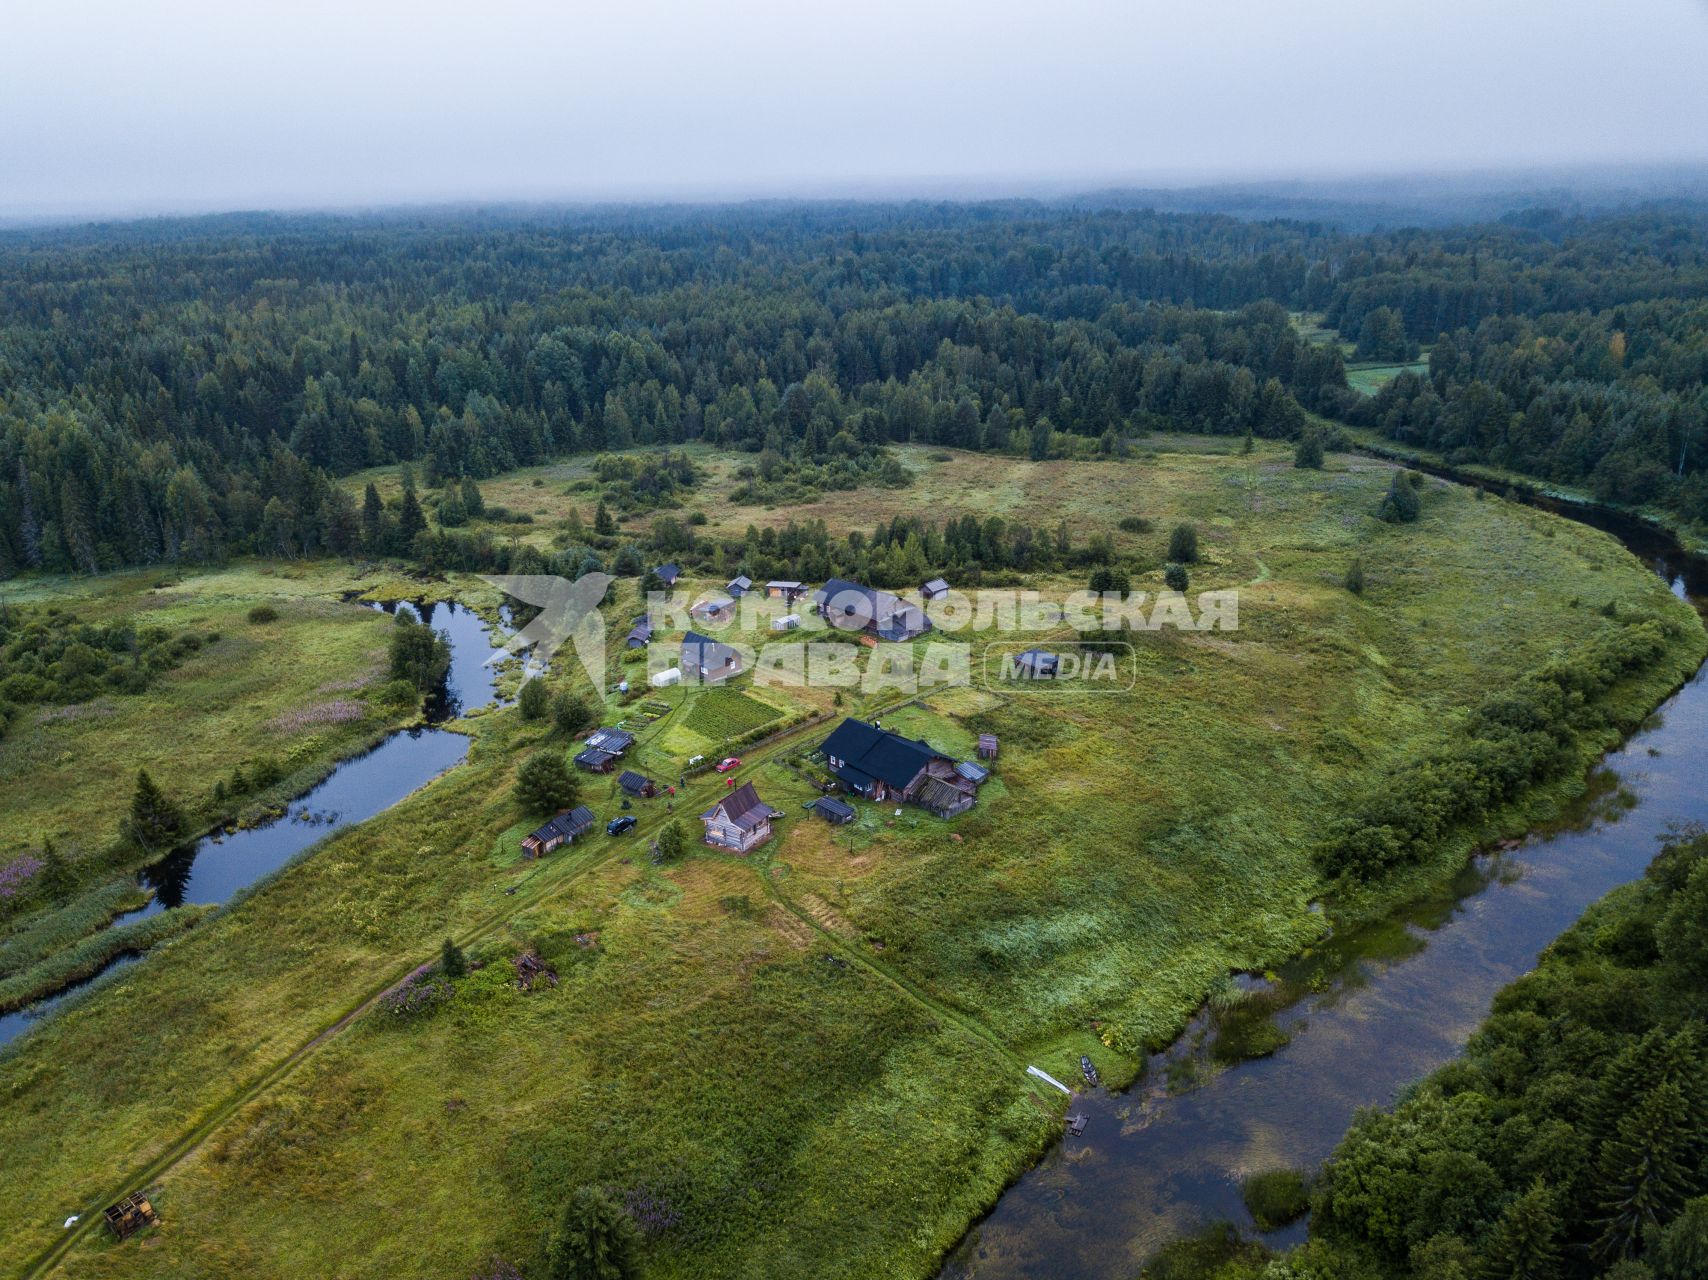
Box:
[0,440,1700,1280]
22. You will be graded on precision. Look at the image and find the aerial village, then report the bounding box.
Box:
[518,566,1014,861]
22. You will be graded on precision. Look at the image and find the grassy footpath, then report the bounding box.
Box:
[1,443,1701,1279]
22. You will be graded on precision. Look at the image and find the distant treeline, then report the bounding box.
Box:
[2,201,1706,575]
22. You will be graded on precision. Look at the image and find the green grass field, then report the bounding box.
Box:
[0,441,1700,1280]
[1345,360,1430,394]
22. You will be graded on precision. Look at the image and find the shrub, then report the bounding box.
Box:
[518,678,551,721]
[1344,558,1366,595]
[553,692,594,735]
[1164,562,1190,592]
[246,604,279,624]
[440,937,467,978]
[1167,522,1199,563]
[1294,432,1325,469]
[1117,515,1149,533]
[548,1186,638,1280]
[1242,1169,1310,1230]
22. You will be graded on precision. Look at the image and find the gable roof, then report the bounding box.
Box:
[617,770,652,794]
[813,578,930,640]
[625,616,653,647]
[922,577,950,597]
[727,575,753,592]
[682,630,741,673]
[586,727,634,752]
[574,746,617,769]
[701,782,779,831]
[654,563,679,583]
[527,806,595,844]
[819,718,949,791]
[691,595,735,614]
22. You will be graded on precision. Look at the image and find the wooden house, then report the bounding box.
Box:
[727,575,754,598]
[921,577,950,601]
[574,746,619,772]
[618,770,656,798]
[765,580,806,602]
[682,630,742,684]
[103,1193,159,1241]
[653,563,680,588]
[575,727,635,772]
[689,595,736,625]
[978,733,998,760]
[818,718,976,817]
[625,615,653,648]
[812,578,931,642]
[521,806,595,857]
[700,782,781,852]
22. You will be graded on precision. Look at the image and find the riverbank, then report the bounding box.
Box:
[1336,422,1708,557]
[940,461,1708,1280]
[0,578,506,1048]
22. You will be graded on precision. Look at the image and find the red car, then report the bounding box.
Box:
[714,757,741,773]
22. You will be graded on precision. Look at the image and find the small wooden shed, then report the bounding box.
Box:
[977,733,998,760]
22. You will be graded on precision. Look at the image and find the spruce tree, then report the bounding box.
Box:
[397,479,427,548]
[1479,1180,1563,1280]
[128,769,185,849]
[439,937,467,979]
[548,1185,637,1280]
[361,482,385,551]
[1595,1082,1697,1260]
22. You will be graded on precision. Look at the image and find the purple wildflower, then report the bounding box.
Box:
[0,855,45,898]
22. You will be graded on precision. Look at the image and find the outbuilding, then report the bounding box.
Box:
[808,795,856,825]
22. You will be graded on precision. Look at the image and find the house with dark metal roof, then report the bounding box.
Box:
[586,727,635,754]
[727,575,754,598]
[618,770,656,798]
[818,718,976,817]
[625,615,653,648]
[653,563,680,587]
[682,630,742,683]
[921,577,950,600]
[700,782,781,852]
[812,578,932,642]
[574,746,619,772]
[689,595,736,625]
[1010,649,1061,679]
[521,806,596,857]
[807,795,856,824]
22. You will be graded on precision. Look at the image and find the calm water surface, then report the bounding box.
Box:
[0,599,500,1047]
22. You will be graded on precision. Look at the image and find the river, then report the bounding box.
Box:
[941,502,1708,1279]
[0,599,500,1048]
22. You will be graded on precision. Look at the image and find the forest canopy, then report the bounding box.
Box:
[2,200,1706,576]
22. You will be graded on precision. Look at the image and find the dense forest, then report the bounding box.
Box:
[2,200,1707,577]
[1242,828,1708,1280]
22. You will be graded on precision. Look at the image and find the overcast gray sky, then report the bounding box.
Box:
[4,0,1707,216]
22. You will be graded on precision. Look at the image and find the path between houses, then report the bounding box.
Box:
[20,695,908,1278]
